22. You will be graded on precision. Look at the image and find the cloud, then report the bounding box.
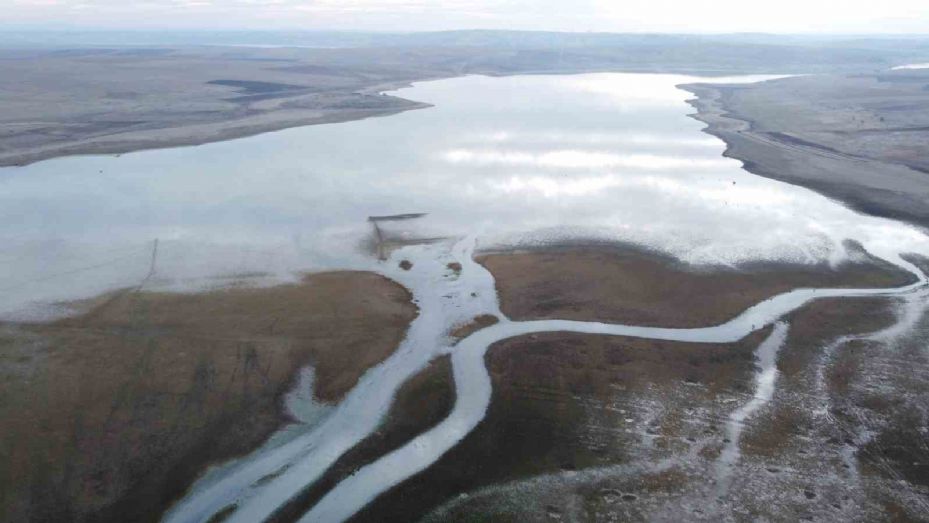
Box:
[2,0,928,33]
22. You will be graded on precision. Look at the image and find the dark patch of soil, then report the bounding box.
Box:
[478,247,910,328]
[450,314,500,341]
[267,356,454,523]
[349,330,765,522]
[0,272,416,523]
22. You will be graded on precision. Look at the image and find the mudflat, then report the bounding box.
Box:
[266,356,455,523]
[353,329,769,522]
[0,271,416,523]
[342,247,927,521]
[3,36,926,168]
[0,47,434,167]
[477,245,912,328]
[365,296,927,522]
[685,70,929,229]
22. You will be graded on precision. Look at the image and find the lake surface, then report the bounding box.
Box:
[2,72,928,319]
[892,63,929,70]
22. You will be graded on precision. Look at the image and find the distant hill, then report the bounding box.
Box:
[3,29,929,74]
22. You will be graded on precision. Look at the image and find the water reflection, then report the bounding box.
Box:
[442,149,731,169]
[2,73,928,318]
[891,63,929,70]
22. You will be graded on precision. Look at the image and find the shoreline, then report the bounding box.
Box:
[476,238,916,282]
[0,69,813,169]
[3,239,925,522]
[320,242,926,522]
[0,68,705,169]
[5,61,929,521]
[6,71,926,243]
[476,244,915,329]
[682,81,929,231]
[366,292,923,522]
[0,270,418,523]
[0,99,433,168]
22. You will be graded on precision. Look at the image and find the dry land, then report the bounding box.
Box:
[477,244,912,327]
[0,47,434,167]
[3,243,925,522]
[403,295,929,523]
[685,70,929,229]
[3,35,928,167]
[267,356,455,523]
[0,271,416,523]
[330,247,928,522]
[5,34,929,522]
[354,329,767,522]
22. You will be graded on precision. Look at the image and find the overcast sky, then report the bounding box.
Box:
[3,0,929,33]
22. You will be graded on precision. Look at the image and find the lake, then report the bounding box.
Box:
[2,72,927,319]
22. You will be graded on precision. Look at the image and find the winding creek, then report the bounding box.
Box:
[4,72,929,521]
[298,248,927,523]
[158,234,929,523]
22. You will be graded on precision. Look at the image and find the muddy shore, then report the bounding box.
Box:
[2,242,923,522]
[266,356,455,523]
[3,40,924,169]
[401,295,928,522]
[336,248,927,521]
[227,245,918,522]
[0,102,432,169]
[352,328,769,523]
[683,72,929,230]
[477,244,913,328]
[0,46,445,168]
[0,271,416,523]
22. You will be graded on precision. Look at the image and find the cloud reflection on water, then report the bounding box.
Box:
[1,72,928,318]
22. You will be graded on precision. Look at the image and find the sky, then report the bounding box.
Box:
[3,0,929,34]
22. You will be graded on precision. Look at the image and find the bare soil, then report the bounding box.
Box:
[267,356,454,523]
[684,71,929,229]
[478,245,910,327]
[352,293,929,522]
[3,39,923,168]
[333,247,925,522]
[0,271,416,523]
[350,330,767,522]
[450,314,500,341]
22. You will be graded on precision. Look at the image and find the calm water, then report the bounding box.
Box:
[892,63,929,70]
[7,72,928,522]
[2,73,928,319]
